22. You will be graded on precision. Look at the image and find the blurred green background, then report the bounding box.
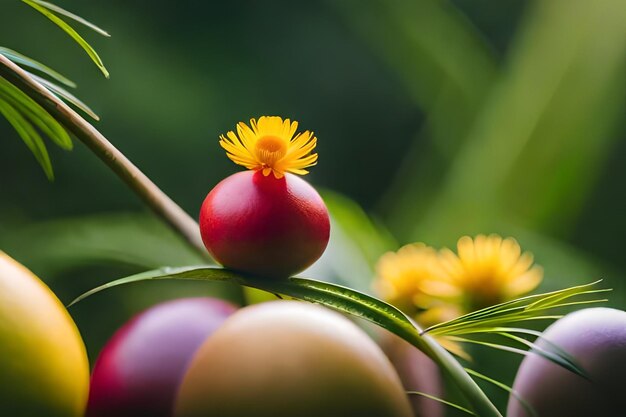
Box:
[1,0,625,413]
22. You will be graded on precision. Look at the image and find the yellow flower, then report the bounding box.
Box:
[424,234,543,310]
[219,116,318,179]
[374,243,460,326]
[375,235,542,359]
[374,243,466,358]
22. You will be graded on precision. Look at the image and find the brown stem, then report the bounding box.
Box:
[0,54,208,257]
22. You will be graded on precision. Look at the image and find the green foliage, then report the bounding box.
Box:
[407,391,475,416]
[1,0,109,179]
[21,0,109,77]
[463,368,536,417]
[0,76,71,179]
[27,73,99,120]
[0,47,75,87]
[424,281,609,378]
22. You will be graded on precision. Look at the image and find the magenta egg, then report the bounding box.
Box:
[507,307,626,417]
[87,297,237,417]
[199,170,330,278]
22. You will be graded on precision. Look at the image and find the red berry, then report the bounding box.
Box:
[199,170,330,278]
[87,298,237,417]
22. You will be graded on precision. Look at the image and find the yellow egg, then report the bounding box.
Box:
[0,251,89,417]
[175,301,413,417]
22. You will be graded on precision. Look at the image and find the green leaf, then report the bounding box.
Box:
[449,335,586,379]
[464,368,537,417]
[0,47,76,88]
[423,281,609,336]
[447,326,580,369]
[417,282,609,382]
[0,76,72,149]
[69,265,503,417]
[22,0,109,78]
[24,0,111,37]
[28,72,99,120]
[406,391,475,416]
[0,97,53,179]
[69,266,420,336]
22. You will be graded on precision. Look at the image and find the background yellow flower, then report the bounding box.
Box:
[375,234,543,325]
[430,235,543,311]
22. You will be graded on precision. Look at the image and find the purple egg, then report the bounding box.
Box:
[508,307,626,417]
[87,297,237,417]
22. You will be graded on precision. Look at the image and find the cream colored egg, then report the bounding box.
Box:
[175,301,413,417]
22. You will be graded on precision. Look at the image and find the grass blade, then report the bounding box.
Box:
[0,47,75,87]
[24,0,110,37]
[22,0,109,78]
[448,335,586,378]
[28,72,99,120]
[423,281,607,335]
[407,391,474,415]
[0,97,53,179]
[493,332,586,378]
[464,368,537,417]
[0,76,72,149]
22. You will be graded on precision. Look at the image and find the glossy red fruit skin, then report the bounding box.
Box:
[86,298,237,417]
[199,170,330,278]
[507,307,626,417]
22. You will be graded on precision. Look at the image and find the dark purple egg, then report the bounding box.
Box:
[507,307,626,417]
[87,297,237,417]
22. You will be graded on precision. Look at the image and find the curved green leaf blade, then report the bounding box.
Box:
[0,47,76,88]
[464,368,537,417]
[28,72,99,120]
[0,76,72,149]
[407,391,475,416]
[24,0,111,37]
[448,335,586,379]
[423,281,608,336]
[0,97,53,179]
[22,0,109,78]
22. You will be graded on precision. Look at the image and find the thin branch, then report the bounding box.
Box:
[0,54,208,258]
